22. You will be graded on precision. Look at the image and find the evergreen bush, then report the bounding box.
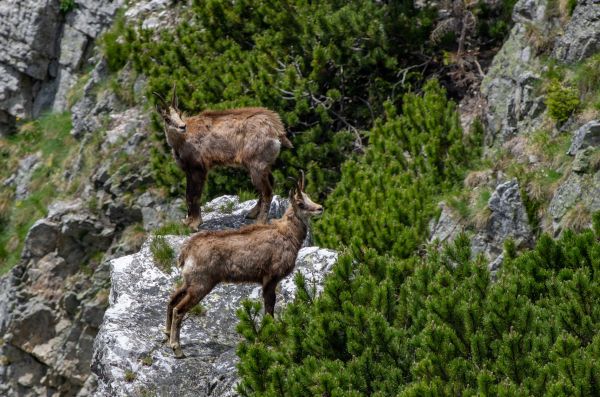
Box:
[546,79,580,123]
[237,225,600,396]
[314,80,481,258]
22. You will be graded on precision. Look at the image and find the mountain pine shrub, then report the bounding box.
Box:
[314,79,481,258]
[106,0,436,199]
[237,224,600,396]
[546,79,580,123]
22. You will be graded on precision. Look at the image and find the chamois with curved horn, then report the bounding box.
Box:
[154,87,293,228]
[165,172,322,358]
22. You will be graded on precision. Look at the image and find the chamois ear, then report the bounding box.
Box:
[155,104,167,120]
[288,186,297,203]
[171,83,179,110]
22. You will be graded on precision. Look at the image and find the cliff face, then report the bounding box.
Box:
[430,0,600,268]
[0,0,122,135]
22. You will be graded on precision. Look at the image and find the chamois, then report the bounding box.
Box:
[154,88,293,228]
[165,172,322,358]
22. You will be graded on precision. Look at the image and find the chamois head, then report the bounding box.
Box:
[289,171,323,221]
[154,86,186,135]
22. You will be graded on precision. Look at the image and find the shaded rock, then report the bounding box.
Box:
[21,220,59,261]
[472,180,533,259]
[480,0,573,143]
[137,193,186,231]
[0,0,122,132]
[82,299,108,329]
[57,210,114,267]
[8,300,56,352]
[553,0,600,63]
[549,171,600,233]
[572,147,593,173]
[92,237,337,396]
[106,202,143,228]
[71,60,110,138]
[567,120,600,155]
[428,202,464,244]
[488,253,504,273]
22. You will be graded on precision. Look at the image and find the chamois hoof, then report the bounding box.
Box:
[172,346,185,359]
[183,216,201,230]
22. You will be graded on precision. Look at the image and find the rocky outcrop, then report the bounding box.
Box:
[92,232,336,396]
[428,202,463,244]
[567,120,600,155]
[472,180,533,260]
[430,180,534,269]
[549,172,600,234]
[0,192,302,397]
[480,0,550,143]
[0,200,116,397]
[553,0,600,63]
[0,0,122,135]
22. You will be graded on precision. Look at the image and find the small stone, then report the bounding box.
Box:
[572,148,592,173]
[567,120,600,155]
[63,292,80,316]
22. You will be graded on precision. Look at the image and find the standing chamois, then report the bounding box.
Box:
[165,172,322,358]
[154,88,293,228]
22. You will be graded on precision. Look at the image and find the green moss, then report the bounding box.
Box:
[124,369,136,383]
[59,0,75,14]
[140,355,153,366]
[567,0,577,16]
[189,304,205,317]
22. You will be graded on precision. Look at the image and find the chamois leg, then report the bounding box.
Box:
[250,169,273,224]
[170,283,213,358]
[164,286,187,339]
[184,170,205,230]
[262,279,278,316]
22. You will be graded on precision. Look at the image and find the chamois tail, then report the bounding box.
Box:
[280,135,294,149]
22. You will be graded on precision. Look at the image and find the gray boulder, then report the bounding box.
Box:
[472,180,533,260]
[549,171,600,233]
[567,120,600,155]
[428,202,464,244]
[92,237,337,396]
[553,0,600,63]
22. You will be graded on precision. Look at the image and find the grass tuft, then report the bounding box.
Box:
[124,369,136,383]
[153,222,191,236]
[563,202,592,233]
[150,235,175,273]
